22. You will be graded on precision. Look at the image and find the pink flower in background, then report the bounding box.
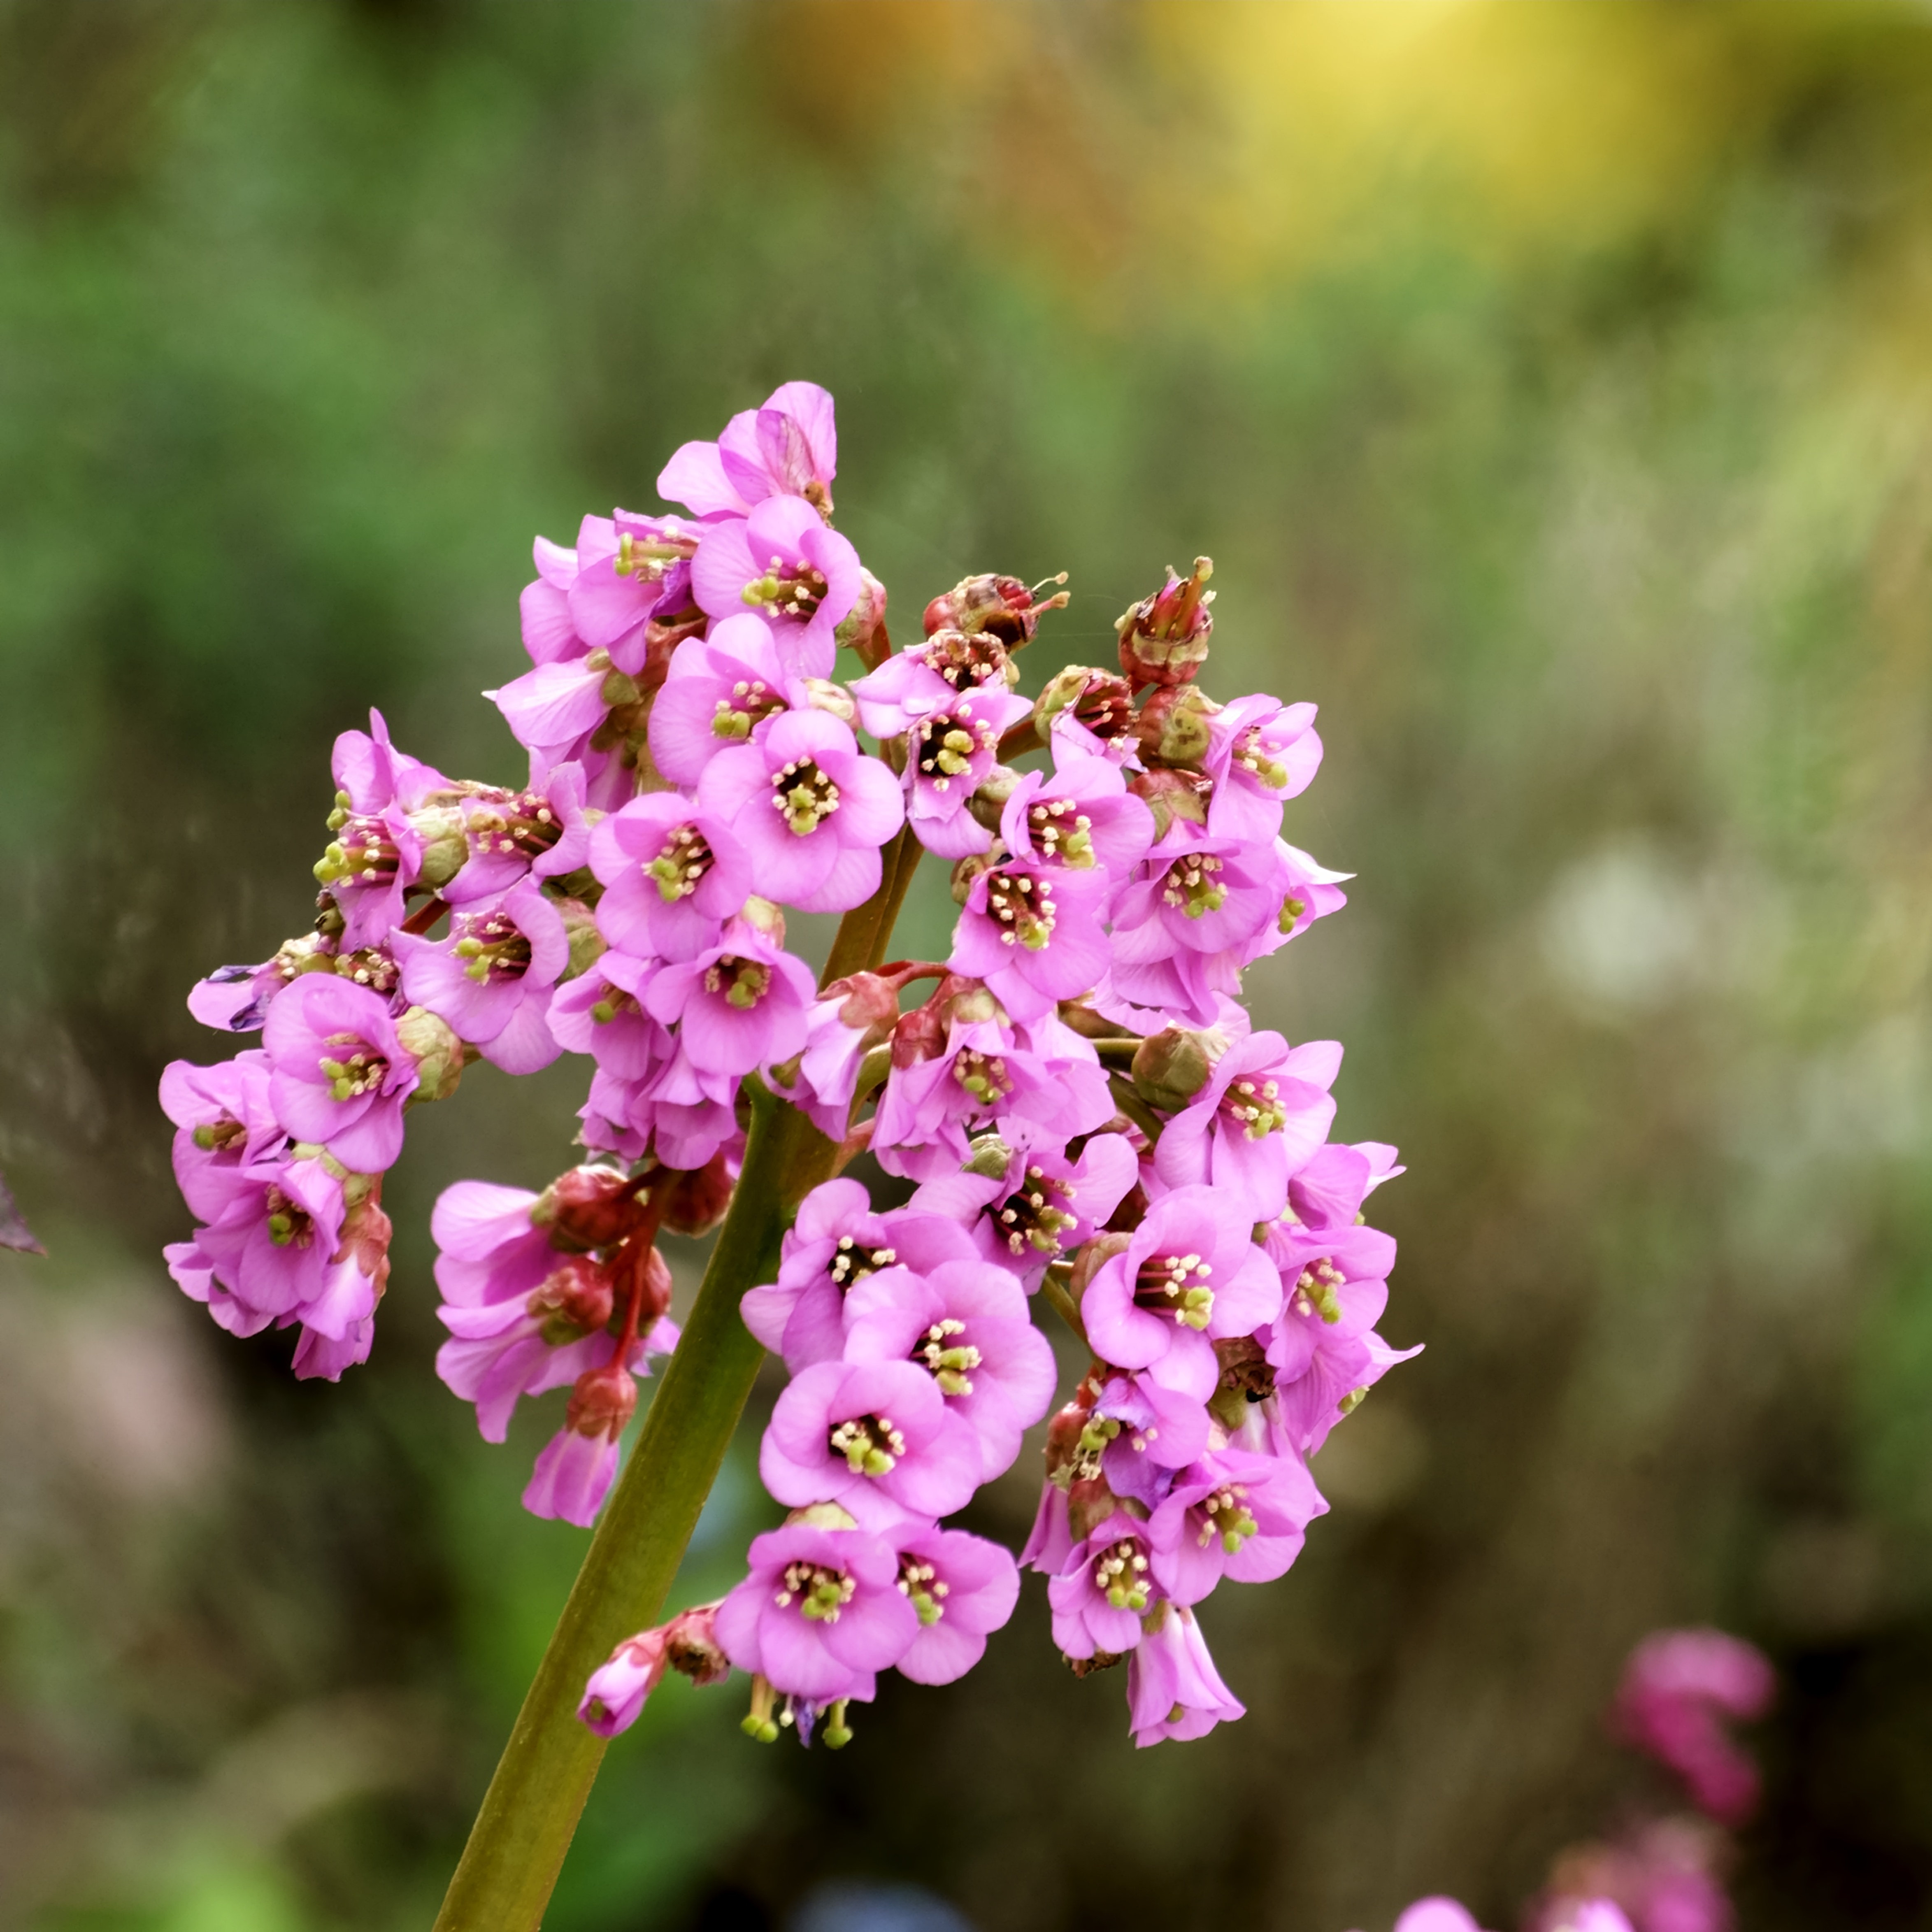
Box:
[1614,1629,1776,1826]
[714,1521,919,1706]
[1125,1603,1245,1746]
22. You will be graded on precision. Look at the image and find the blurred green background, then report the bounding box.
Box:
[5,1,1932,1926]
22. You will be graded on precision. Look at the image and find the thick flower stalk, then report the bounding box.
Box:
[159,381,1416,1924]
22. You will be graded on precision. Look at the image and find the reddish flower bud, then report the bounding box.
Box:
[565,1360,637,1441]
[534,1164,646,1251]
[1126,767,1212,842]
[528,1253,617,1337]
[634,1242,674,1326]
[1134,684,1221,769]
[1117,557,1214,690]
[828,969,901,1041]
[835,567,890,670]
[656,1152,736,1238]
[661,1601,732,1686]
[923,572,1069,646]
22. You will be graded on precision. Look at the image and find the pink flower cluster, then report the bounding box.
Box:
[161,381,1413,1753]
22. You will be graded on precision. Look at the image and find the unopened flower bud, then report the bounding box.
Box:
[923,571,1068,646]
[963,1131,1014,1179]
[528,1253,617,1339]
[1067,1474,1135,1545]
[1135,684,1221,769]
[737,895,786,942]
[534,1164,645,1251]
[656,1151,736,1237]
[939,975,1003,1028]
[634,1242,674,1327]
[565,1361,637,1441]
[1127,767,1211,842]
[1033,665,1135,749]
[951,849,1001,906]
[826,969,900,1042]
[1069,1231,1132,1300]
[834,567,890,670]
[891,999,949,1069]
[395,1005,467,1103]
[1130,1027,1219,1111]
[409,804,471,891]
[554,897,606,980]
[1117,556,1214,689]
[799,678,857,725]
[966,764,1021,833]
[661,1602,731,1686]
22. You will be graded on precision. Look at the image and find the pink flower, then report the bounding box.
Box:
[767,972,899,1142]
[1203,693,1323,843]
[910,1131,1140,1288]
[1386,1903,1491,1932]
[160,1051,288,1224]
[888,1525,1021,1686]
[997,753,1155,880]
[713,1521,919,1705]
[849,629,1018,740]
[641,923,817,1078]
[1267,1322,1421,1458]
[739,1177,981,1372]
[524,1360,639,1526]
[1080,1185,1283,1401]
[758,1358,982,1531]
[264,975,419,1172]
[695,709,904,914]
[842,1259,1059,1482]
[1614,1629,1775,1827]
[948,858,1115,1021]
[1049,1514,1157,1659]
[899,685,1034,859]
[394,879,569,1074]
[1091,1367,1213,1501]
[589,793,753,963]
[647,613,799,788]
[1125,1602,1245,1746]
[316,712,446,950]
[578,1603,730,1739]
[689,496,862,681]
[1262,1222,1399,1383]
[444,760,594,906]
[658,381,838,521]
[1146,1448,1326,1604]
[171,1151,344,1333]
[1151,1031,1340,1221]
[547,953,676,1083]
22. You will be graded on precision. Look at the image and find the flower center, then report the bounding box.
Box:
[314,813,399,890]
[741,552,829,623]
[770,757,840,835]
[314,1032,390,1102]
[1161,852,1226,919]
[588,986,642,1025]
[775,1560,856,1623]
[992,1165,1080,1259]
[1092,1537,1151,1612]
[1025,797,1095,867]
[951,1048,1014,1108]
[453,910,534,984]
[263,1184,316,1250]
[918,632,1008,693]
[711,677,785,742]
[985,869,1057,950]
[1219,1076,1287,1140]
[826,1234,897,1290]
[645,823,716,903]
[1292,1257,1346,1324]
[702,955,772,1010]
[1135,1250,1215,1330]
[828,1412,906,1477]
[615,528,697,579]
[897,1554,951,1625]
[1235,724,1292,792]
[337,947,401,997]
[913,1318,981,1396]
[1195,1484,1258,1554]
[468,789,563,861]
[915,709,995,791]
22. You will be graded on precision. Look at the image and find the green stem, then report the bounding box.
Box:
[434,839,921,1932]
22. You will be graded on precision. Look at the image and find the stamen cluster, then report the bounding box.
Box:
[158,381,1411,1756]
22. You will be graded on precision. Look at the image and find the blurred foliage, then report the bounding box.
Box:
[5,1,1932,1927]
